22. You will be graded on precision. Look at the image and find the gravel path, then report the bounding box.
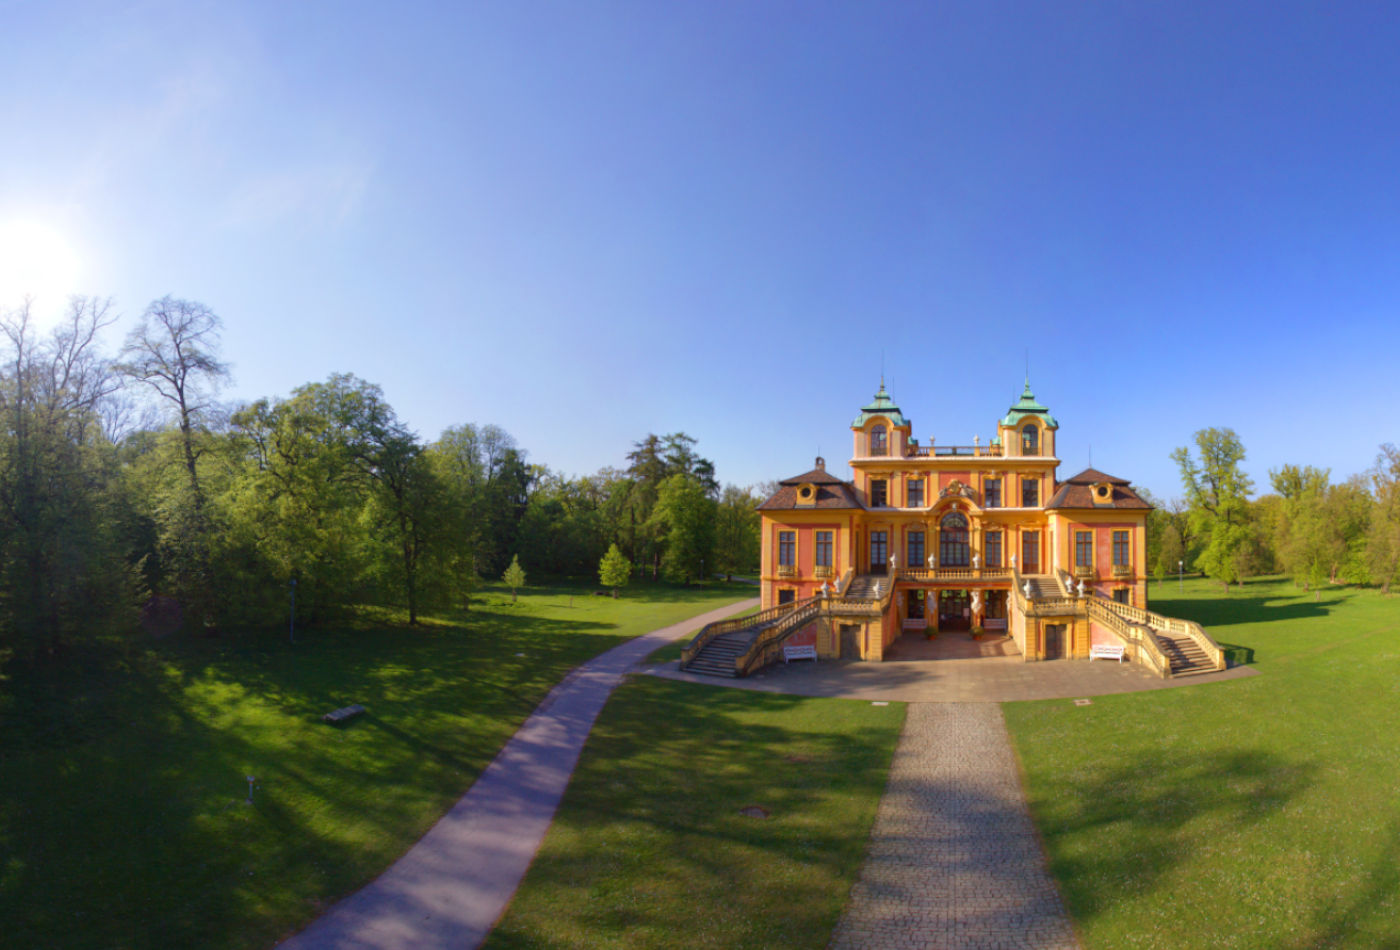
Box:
[830,702,1080,950]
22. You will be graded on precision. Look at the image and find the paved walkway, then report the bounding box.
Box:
[644,642,1255,703]
[278,597,757,950]
[830,703,1080,950]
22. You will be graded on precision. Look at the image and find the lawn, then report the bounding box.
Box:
[1004,576,1400,949]
[0,580,751,950]
[485,676,904,950]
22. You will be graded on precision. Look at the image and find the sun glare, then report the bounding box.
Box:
[0,218,83,321]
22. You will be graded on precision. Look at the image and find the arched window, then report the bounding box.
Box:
[939,512,969,567]
[1021,424,1039,455]
[870,424,887,456]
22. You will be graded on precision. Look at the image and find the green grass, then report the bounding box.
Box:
[1005,575,1400,949]
[0,580,751,950]
[644,602,761,664]
[485,676,903,949]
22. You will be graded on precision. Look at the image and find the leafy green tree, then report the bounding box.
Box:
[649,473,717,584]
[598,543,630,597]
[625,433,717,578]
[1270,465,1335,596]
[1171,427,1255,591]
[431,423,532,576]
[1367,444,1400,595]
[714,484,761,580]
[502,554,526,602]
[0,299,143,657]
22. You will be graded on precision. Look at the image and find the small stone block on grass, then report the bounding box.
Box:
[322,704,366,724]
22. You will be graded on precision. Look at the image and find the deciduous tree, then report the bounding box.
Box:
[1171,427,1255,591]
[502,554,526,602]
[598,543,630,597]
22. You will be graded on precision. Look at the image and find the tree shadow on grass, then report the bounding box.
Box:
[1029,746,1316,927]
[1289,818,1400,950]
[484,680,902,949]
[1149,594,1336,630]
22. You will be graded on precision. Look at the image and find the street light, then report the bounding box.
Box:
[1178,560,1183,592]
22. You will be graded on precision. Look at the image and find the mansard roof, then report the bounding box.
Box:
[851,383,909,429]
[1000,379,1058,428]
[1047,468,1150,510]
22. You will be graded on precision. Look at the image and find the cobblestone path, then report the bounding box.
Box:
[830,703,1080,950]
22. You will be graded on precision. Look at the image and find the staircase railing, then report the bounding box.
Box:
[1085,598,1173,678]
[681,597,812,669]
[1093,599,1226,671]
[1013,566,1082,615]
[734,598,825,677]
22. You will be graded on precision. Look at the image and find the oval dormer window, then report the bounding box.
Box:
[870,425,888,456]
[1021,424,1038,455]
[799,487,812,500]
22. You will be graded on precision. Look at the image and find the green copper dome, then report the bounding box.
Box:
[851,382,909,428]
[1000,378,1058,428]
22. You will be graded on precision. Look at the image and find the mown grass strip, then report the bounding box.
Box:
[486,676,904,949]
[1006,576,1400,949]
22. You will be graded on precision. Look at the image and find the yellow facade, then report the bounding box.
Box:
[757,382,1154,662]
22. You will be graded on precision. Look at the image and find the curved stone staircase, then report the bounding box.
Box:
[682,597,824,678]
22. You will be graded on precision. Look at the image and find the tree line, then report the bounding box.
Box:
[0,296,763,669]
[1148,427,1400,596]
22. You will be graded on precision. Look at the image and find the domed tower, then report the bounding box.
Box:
[851,381,912,459]
[997,379,1058,458]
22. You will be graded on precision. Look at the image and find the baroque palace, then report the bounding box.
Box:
[681,382,1226,679]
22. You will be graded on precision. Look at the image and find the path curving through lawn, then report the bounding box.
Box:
[278,597,756,950]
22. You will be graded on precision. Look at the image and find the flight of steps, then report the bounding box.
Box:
[683,630,752,678]
[843,575,886,601]
[1154,630,1218,676]
[1021,576,1060,600]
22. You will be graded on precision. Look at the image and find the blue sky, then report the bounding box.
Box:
[2,1,1397,501]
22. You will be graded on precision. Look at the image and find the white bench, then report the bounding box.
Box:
[1090,644,1126,663]
[783,644,818,664]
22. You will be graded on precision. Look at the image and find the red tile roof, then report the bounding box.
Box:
[1047,469,1150,510]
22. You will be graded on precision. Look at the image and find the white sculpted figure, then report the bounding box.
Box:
[927,555,936,570]
[972,553,980,570]
[1011,554,1018,569]
[889,553,898,570]
[1023,580,1033,600]
[1077,579,1087,597]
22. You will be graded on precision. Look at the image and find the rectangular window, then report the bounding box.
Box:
[1113,530,1130,567]
[907,531,925,568]
[870,479,888,507]
[778,588,796,605]
[778,530,796,567]
[815,531,833,567]
[1021,477,1039,508]
[1113,587,1131,605]
[870,530,888,571]
[1021,531,1040,571]
[984,479,1001,508]
[907,479,924,508]
[985,531,1002,567]
[1075,531,1093,567]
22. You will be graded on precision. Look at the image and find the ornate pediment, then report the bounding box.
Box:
[938,479,977,502]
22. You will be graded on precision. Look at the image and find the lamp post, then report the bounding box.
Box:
[289,578,297,644]
[1178,560,1183,593]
